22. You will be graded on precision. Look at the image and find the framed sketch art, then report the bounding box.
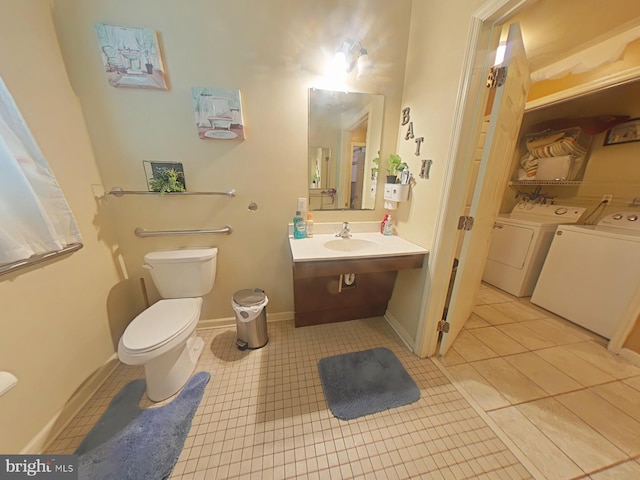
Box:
[94,23,168,90]
[603,118,640,146]
[192,88,246,140]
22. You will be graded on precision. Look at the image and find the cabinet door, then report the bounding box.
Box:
[487,223,534,269]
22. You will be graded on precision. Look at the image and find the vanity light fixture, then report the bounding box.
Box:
[333,40,374,79]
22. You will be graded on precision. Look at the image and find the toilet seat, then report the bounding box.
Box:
[121,298,201,353]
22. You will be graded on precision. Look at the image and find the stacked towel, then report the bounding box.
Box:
[518,128,587,180]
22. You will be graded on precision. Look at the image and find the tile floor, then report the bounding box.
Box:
[46,283,640,479]
[437,283,640,480]
[48,318,532,479]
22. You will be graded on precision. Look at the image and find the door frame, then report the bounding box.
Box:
[414,0,640,357]
[413,0,535,357]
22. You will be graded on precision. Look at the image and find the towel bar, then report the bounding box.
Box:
[134,226,232,237]
[109,187,236,197]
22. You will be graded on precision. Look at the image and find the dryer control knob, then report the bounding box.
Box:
[627,215,638,221]
[554,208,567,215]
[613,214,624,220]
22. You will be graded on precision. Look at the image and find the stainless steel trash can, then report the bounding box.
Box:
[232,288,268,350]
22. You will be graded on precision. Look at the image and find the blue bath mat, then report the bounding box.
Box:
[75,371,209,480]
[318,347,420,420]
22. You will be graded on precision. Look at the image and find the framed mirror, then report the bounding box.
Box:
[308,88,384,210]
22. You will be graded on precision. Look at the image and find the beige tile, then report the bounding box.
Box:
[492,302,545,322]
[438,348,467,367]
[534,347,615,387]
[46,319,534,480]
[446,364,511,411]
[468,327,528,356]
[496,323,555,350]
[473,304,515,326]
[488,407,583,480]
[516,398,627,473]
[623,375,640,391]
[591,381,640,422]
[464,313,491,330]
[451,330,499,362]
[505,352,582,396]
[521,318,594,345]
[589,460,640,479]
[564,342,640,379]
[471,358,547,404]
[556,389,640,456]
[476,284,514,305]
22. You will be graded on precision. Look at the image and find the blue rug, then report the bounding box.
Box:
[75,372,210,480]
[318,347,420,420]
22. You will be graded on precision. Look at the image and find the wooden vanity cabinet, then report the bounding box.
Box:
[292,254,425,327]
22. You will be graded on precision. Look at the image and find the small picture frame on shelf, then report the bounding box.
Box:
[603,118,640,146]
[143,161,186,193]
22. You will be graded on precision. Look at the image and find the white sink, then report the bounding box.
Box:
[323,238,377,252]
[288,223,428,262]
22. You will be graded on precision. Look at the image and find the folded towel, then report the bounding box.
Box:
[529,136,587,158]
[520,153,538,177]
[525,132,566,152]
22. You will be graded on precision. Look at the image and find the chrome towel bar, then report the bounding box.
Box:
[108,187,236,197]
[135,226,232,237]
[0,242,83,277]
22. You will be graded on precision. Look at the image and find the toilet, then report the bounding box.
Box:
[118,248,217,401]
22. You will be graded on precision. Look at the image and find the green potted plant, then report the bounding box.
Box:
[372,154,408,184]
[149,168,186,193]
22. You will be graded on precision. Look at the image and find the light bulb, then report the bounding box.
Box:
[333,51,348,72]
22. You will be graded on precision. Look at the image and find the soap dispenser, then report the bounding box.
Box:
[380,214,389,234]
[306,212,314,237]
[383,214,393,236]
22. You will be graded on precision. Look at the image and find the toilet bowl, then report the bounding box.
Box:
[118,248,217,401]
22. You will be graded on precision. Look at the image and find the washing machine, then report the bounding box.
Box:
[482,203,586,297]
[531,212,640,339]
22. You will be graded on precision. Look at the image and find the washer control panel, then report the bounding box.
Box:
[598,212,640,231]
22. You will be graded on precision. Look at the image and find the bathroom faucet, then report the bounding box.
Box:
[336,222,352,239]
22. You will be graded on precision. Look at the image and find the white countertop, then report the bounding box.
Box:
[288,222,428,262]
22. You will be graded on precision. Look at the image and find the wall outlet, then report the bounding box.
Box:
[602,194,613,203]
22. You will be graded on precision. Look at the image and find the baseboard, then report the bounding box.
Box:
[620,347,640,367]
[21,353,120,454]
[197,311,294,330]
[384,310,415,353]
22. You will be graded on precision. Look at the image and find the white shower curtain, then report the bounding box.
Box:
[0,75,82,265]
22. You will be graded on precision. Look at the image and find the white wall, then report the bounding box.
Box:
[0,0,134,453]
[387,0,486,343]
[51,0,413,323]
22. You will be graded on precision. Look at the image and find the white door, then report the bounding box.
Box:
[439,23,531,354]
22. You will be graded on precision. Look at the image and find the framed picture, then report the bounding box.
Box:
[192,87,245,140]
[143,161,186,193]
[94,23,168,90]
[603,118,640,146]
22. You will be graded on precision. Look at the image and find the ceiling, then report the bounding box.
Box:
[508,0,640,72]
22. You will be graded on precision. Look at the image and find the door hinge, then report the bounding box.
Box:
[437,320,450,333]
[486,66,507,89]
[457,215,474,231]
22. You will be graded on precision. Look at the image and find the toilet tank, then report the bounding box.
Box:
[144,248,217,298]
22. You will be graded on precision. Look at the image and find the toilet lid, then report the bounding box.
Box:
[122,298,201,353]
